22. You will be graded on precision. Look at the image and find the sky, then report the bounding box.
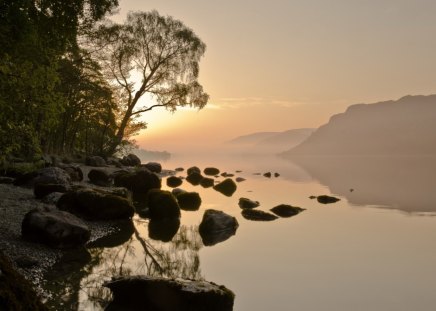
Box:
[111,0,436,153]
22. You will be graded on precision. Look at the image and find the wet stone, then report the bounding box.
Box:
[270,204,305,218]
[238,197,260,209]
[241,209,278,221]
[166,176,183,188]
[213,178,237,197]
[317,195,341,204]
[200,177,215,188]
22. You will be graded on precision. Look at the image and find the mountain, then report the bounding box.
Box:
[225,128,315,154]
[282,95,436,156]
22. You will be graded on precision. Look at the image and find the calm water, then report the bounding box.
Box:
[45,154,436,310]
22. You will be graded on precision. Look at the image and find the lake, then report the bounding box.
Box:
[44,154,436,310]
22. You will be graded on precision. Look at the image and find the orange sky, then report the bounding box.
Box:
[112,0,436,152]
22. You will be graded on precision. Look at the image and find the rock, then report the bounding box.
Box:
[60,165,83,182]
[241,209,278,221]
[113,168,161,194]
[15,255,38,268]
[204,167,220,176]
[186,172,203,185]
[175,167,184,172]
[199,209,238,246]
[33,167,71,186]
[57,188,134,220]
[0,177,14,184]
[270,204,305,217]
[176,192,202,211]
[142,162,162,173]
[187,166,201,175]
[21,206,90,248]
[317,195,341,204]
[309,195,317,199]
[148,218,180,242]
[104,276,234,311]
[221,172,234,177]
[85,156,106,167]
[238,197,260,209]
[213,178,237,197]
[87,220,135,248]
[146,189,180,220]
[106,157,123,167]
[40,192,64,205]
[235,170,242,173]
[274,172,280,177]
[120,154,141,166]
[235,177,246,182]
[34,183,68,199]
[88,169,112,187]
[200,177,215,188]
[172,188,187,196]
[263,172,272,178]
[166,176,183,188]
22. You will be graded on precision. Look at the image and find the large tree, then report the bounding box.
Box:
[93,11,209,153]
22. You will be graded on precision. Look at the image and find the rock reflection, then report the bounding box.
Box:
[148,218,181,242]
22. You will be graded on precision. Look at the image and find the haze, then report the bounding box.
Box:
[112,0,436,153]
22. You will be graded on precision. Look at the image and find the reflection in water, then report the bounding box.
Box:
[288,156,436,213]
[148,218,181,242]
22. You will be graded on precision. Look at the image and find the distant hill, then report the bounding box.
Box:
[282,95,436,156]
[225,128,314,154]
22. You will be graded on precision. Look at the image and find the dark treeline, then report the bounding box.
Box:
[0,1,208,165]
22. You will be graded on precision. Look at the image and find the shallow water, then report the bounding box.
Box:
[45,154,436,310]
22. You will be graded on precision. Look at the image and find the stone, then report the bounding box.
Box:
[186,172,203,185]
[213,178,237,197]
[148,218,180,242]
[187,166,201,175]
[40,192,64,205]
[104,276,234,311]
[175,167,184,172]
[309,195,317,199]
[88,168,112,187]
[241,209,278,221]
[200,177,215,188]
[85,156,106,167]
[235,177,246,183]
[113,168,161,194]
[166,176,183,188]
[274,172,280,177]
[221,172,234,177]
[172,188,187,196]
[34,167,71,186]
[60,165,83,182]
[204,167,220,176]
[146,189,180,220]
[142,162,162,173]
[270,204,305,217]
[238,197,260,209]
[263,172,272,178]
[120,154,141,166]
[317,195,341,204]
[21,206,90,248]
[199,209,239,246]
[34,183,68,199]
[176,192,202,211]
[57,188,134,220]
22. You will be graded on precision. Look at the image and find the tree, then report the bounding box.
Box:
[93,11,209,153]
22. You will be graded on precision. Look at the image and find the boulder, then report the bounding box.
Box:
[120,154,141,166]
[85,156,106,167]
[57,188,134,220]
[263,172,272,178]
[172,188,187,196]
[148,218,180,242]
[317,195,341,204]
[166,176,183,188]
[213,179,237,197]
[34,183,68,199]
[142,162,162,173]
[104,276,234,311]
[270,204,305,217]
[187,166,201,175]
[113,168,161,194]
[21,206,90,248]
[40,192,64,205]
[241,209,278,221]
[146,189,180,220]
[176,192,202,211]
[34,167,71,186]
[186,172,203,186]
[238,197,260,209]
[106,157,123,167]
[200,177,215,188]
[199,209,238,246]
[59,165,83,182]
[88,169,112,187]
[204,167,220,176]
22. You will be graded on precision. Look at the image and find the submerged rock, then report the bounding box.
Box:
[238,197,260,209]
[270,204,305,218]
[176,191,202,211]
[204,167,220,176]
[213,179,237,197]
[317,195,341,204]
[113,168,161,194]
[166,176,183,188]
[200,177,215,188]
[104,276,234,311]
[241,209,278,221]
[186,172,204,185]
[21,206,90,248]
[146,189,180,220]
[148,218,181,242]
[199,209,239,246]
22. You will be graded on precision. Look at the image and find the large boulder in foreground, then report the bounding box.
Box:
[104,276,234,311]
[146,189,181,220]
[21,206,90,248]
[213,179,237,197]
[113,168,161,194]
[57,188,134,220]
[270,204,305,217]
[199,209,238,246]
